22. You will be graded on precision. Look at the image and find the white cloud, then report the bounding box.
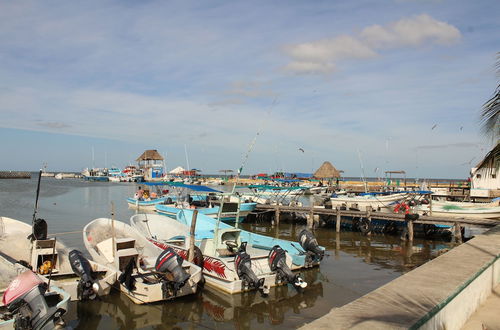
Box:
[284,61,336,75]
[361,14,461,48]
[284,14,461,75]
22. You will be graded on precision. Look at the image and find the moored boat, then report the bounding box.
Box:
[83,218,202,304]
[130,212,308,294]
[0,254,71,329]
[0,217,117,302]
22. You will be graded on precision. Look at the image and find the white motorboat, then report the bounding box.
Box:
[0,253,71,329]
[83,218,202,304]
[0,217,116,301]
[130,213,308,295]
[330,192,411,211]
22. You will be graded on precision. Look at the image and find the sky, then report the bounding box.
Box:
[0,0,498,179]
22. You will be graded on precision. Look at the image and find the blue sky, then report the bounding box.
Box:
[0,0,498,178]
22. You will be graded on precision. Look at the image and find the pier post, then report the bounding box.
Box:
[308,199,314,229]
[453,222,462,244]
[335,232,340,259]
[366,206,372,236]
[336,207,341,232]
[429,196,433,216]
[408,219,414,241]
[275,206,280,226]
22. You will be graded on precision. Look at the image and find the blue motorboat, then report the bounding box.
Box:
[156,201,256,223]
[167,207,324,269]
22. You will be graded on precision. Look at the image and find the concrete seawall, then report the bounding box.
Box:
[300,226,500,329]
[0,171,31,179]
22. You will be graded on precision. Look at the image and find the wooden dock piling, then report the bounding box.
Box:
[254,204,498,237]
[336,207,341,232]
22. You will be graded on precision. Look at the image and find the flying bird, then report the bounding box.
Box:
[431,124,437,130]
[298,148,305,153]
[460,126,463,131]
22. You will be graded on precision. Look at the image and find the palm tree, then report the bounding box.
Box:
[480,53,500,140]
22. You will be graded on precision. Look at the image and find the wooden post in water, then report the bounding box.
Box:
[188,210,198,262]
[274,206,280,226]
[453,222,462,244]
[366,206,372,236]
[407,218,414,241]
[429,195,433,216]
[308,202,314,229]
[335,232,340,259]
[336,207,341,232]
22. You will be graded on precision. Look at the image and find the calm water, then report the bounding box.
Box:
[0,177,456,329]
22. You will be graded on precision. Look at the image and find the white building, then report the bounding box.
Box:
[470,143,500,197]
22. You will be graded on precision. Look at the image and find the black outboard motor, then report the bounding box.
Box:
[69,249,99,300]
[268,245,307,289]
[2,271,65,330]
[298,229,324,267]
[28,218,48,241]
[234,242,269,295]
[155,247,190,297]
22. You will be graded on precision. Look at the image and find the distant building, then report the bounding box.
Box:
[470,143,500,197]
[136,149,164,181]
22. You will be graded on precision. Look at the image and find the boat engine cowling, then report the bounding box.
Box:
[298,229,324,265]
[155,247,190,296]
[269,245,307,289]
[2,270,65,330]
[234,242,268,295]
[69,249,99,300]
[30,218,48,241]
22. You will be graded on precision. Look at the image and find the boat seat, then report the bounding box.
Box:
[32,238,59,274]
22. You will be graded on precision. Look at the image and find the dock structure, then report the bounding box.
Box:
[0,171,31,179]
[254,204,499,242]
[299,225,500,329]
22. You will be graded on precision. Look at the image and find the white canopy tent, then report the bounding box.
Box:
[169,166,186,174]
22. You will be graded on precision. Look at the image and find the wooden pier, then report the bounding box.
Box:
[254,204,499,242]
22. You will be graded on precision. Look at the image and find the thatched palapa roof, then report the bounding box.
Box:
[314,161,341,178]
[136,149,164,161]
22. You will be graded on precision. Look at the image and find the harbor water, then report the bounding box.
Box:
[0,177,456,329]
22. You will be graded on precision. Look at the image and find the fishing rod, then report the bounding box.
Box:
[32,169,43,226]
[231,99,277,194]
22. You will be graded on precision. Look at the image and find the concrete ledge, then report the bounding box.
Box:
[300,226,500,330]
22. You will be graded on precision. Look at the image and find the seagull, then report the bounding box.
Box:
[298,148,305,153]
[431,124,437,130]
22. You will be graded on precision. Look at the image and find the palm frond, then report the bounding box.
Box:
[480,53,500,139]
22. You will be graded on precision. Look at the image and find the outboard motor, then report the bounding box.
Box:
[28,218,48,241]
[155,247,190,297]
[269,245,307,289]
[298,229,324,267]
[234,242,269,295]
[69,250,99,300]
[2,270,65,330]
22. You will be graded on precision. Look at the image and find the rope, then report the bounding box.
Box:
[47,230,84,236]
